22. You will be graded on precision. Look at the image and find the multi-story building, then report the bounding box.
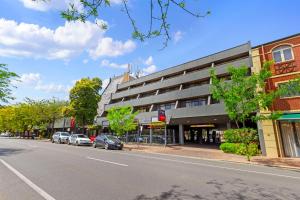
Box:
[97,43,253,145]
[252,33,300,158]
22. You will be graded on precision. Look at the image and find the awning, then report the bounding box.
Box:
[278,113,300,122]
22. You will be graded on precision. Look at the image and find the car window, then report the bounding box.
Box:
[106,135,120,142]
[61,133,70,136]
[77,134,87,138]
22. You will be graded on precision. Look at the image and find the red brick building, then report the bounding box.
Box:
[252,33,300,157]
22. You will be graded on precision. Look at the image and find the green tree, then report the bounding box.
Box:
[210,61,299,128]
[34,0,210,47]
[106,105,138,137]
[69,78,102,132]
[0,64,18,104]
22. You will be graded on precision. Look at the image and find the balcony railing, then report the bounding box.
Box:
[273,60,300,75]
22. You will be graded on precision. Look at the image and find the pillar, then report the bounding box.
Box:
[150,128,153,144]
[179,124,184,145]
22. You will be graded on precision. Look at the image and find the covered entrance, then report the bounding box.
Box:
[278,113,300,157]
[184,125,222,145]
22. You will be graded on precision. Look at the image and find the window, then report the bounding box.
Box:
[272,45,294,63]
[278,81,300,98]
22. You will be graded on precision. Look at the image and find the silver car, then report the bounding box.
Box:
[68,134,92,146]
[52,132,70,144]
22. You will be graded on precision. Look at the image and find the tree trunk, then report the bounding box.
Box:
[235,120,240,129]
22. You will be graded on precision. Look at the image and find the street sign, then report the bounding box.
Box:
[158,109,166,122]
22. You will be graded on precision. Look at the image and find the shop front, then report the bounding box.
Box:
[278,113,300,157]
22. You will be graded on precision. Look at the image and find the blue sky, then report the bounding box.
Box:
[1,0,300,103]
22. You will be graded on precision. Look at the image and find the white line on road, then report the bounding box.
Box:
[86,156,128,167]
[97,150,300,180]
[0,159,56,200]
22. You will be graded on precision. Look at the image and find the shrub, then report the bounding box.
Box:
[220,142,259,156]
[224,128,258,143]
[220,143,239,154]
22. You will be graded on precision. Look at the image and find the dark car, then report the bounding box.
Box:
[93,135,123,150]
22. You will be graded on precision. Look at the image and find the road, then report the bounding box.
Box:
[0,138,300,200]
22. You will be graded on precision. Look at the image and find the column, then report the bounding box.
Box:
[179,124,184,145]
[150,128,153,144]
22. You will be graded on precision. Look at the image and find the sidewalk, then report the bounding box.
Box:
[124,144,300,170]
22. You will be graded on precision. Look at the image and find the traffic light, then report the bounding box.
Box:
[158,109,166,122]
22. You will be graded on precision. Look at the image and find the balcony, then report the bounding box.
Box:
[112,57,251,100]
[273,60,300,75]
[105,84,210,110]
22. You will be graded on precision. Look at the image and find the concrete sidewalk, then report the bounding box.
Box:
[124,144,300,170]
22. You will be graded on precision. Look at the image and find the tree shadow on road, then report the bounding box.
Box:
[133,178,300,200]
[0,148,27,157]
[133,185,203,200]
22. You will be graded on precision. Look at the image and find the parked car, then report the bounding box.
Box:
[52,132,70,144]
[93,135,123,150]
[0,132,12,137]
[68,134,92,146]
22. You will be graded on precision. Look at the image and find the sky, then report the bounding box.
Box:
[1,0,300,103]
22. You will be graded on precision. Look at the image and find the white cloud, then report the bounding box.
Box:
[174,30,183,43]
[13,72,70,94]
[144,56,153,66]
[101,59,128,69]
[35,83,69,93]
[89,38,136,59]
[0,18,135,60]
[12,73,41,86]
[83,59,89,64]
[143,65,157,74]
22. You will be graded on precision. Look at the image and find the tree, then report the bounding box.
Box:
[69,77,102,132]
[106,105,138,137]
[0,64,18,104]
[34,0,210,48]
[210,61,299,128]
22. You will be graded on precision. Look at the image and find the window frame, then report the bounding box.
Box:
[276,80,300,99]
[272,45,294,64]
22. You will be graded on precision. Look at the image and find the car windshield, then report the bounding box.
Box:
[61,133,70,136]
[77,134,87,138]
[106,135,120,142]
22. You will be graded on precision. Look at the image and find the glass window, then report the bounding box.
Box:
[165,104,171,110]
[279,81,300,98]
[192,100,200,107]
[272,45,293,63]
[185,101,192,108]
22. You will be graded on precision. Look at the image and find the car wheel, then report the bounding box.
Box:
[93,142,97,148]
[76,141,79,146]
[58,139,61,144]
[104,143,109,150]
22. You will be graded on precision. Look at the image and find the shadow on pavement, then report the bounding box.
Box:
[133,179,300,200]
[0,148,27,157]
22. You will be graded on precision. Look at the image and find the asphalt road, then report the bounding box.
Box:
[0,138,300,200]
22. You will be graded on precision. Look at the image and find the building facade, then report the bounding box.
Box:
[97,43,253,145]
[252,33,300,158]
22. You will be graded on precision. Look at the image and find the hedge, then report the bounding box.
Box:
[220,142,259,156]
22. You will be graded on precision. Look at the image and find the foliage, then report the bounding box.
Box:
[106,105,138,137]
[69,77,102,128]
[34,0,210,48]
[0,99,67,135]
[210,61,298,128]
[219,143,239,154]
[220,142,259,157]
[0,64,18,104]
[221,128,259,161]
[223,128,258,143]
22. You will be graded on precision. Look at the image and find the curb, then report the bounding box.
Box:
[123,146,300,172]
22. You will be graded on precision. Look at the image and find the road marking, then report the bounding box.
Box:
[0,159,56,200]
[86,156,128,167]
[95,150,300,180]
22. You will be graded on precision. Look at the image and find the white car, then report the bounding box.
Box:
[68,134,92,146]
